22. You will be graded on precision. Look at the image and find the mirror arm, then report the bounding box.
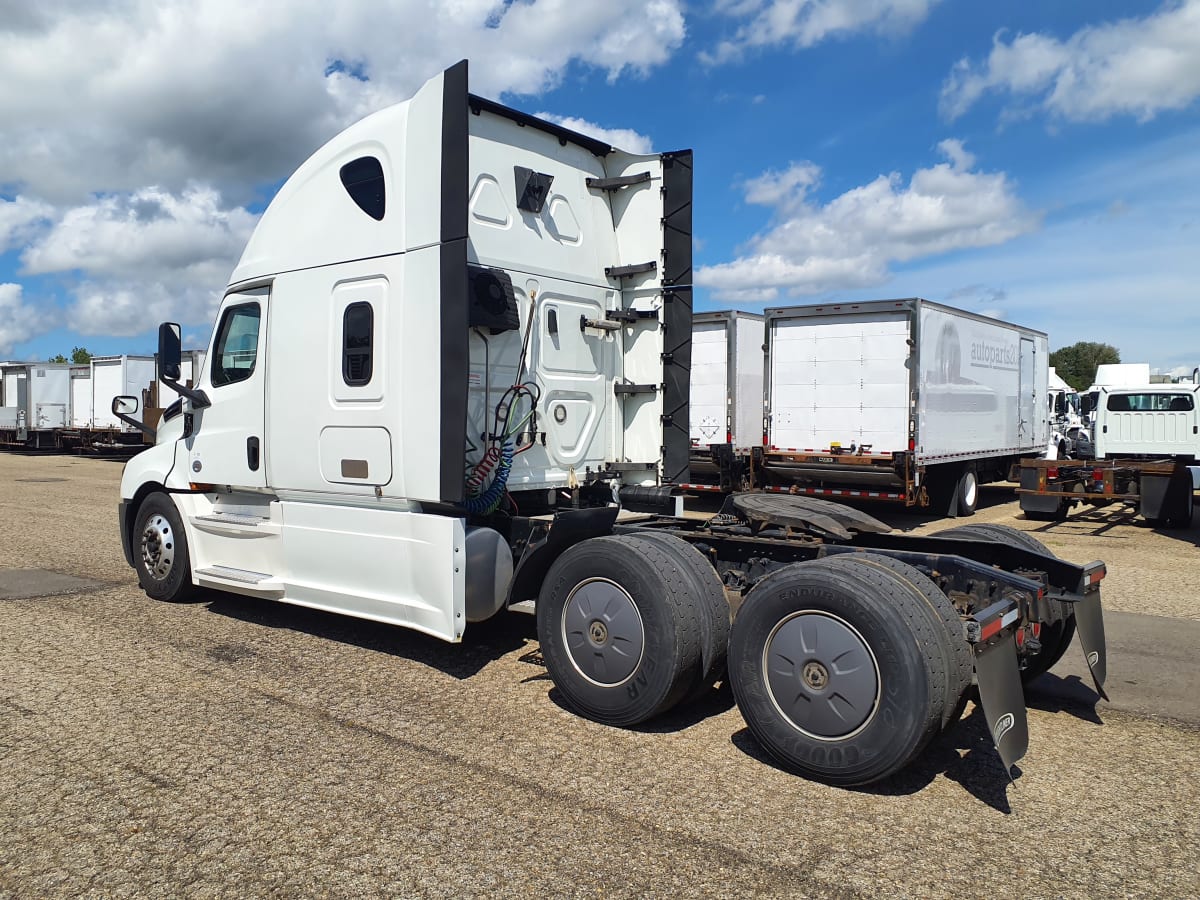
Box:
[162,376,211,409]
[114,409,156,438]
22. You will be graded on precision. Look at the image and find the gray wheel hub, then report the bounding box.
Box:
[764,611,880,740]
[562,578,645,687]
[140,514,176,582]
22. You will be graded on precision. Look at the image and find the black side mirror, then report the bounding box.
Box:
[159,322,182,382]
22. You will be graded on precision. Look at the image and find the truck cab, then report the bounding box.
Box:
[117,60,692,642]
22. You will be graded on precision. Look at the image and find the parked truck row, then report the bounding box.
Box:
[0,352,203,452]
[114,61,1108,787]
[684,300,1051,518]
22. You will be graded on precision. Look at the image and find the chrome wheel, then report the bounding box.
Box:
[140,513,176,582]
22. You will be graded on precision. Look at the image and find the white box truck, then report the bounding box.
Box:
[91,355,158,430]
[760,299,1049,516]
[112,60,1110,786]
[685,310,764,492]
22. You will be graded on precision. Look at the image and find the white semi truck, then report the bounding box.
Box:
[114,61,1109,786]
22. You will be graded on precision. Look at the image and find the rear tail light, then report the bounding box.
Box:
[1031,622,1042,639]
[1047,466,1059,479]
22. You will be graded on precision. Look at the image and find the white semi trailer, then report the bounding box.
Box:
[114,61,1109,786]
[758,300,1049,516]
[0,362,72,448]
[685,310,764,491]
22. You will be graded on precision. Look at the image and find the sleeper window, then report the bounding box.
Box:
[343,302,374,386]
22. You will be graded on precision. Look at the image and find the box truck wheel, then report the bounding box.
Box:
[727,558,944,785]
[956,465,978,516]
[133,492,198,603]
[535,535,703,727]
[817,553,972,731]
[934,524,1075,682]
[629,531,731,697]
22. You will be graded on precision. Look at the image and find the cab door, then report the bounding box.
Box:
[184,287,269,488]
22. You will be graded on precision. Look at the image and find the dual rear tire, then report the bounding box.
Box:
[535,534,728,726]
[726,555,969,785]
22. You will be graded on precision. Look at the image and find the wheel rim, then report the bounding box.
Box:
[961,471,978,509]
[140,514,176,582]
[561,578,645,687]
[763,611,880,740]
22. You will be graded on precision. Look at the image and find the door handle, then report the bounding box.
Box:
[247,436,260,471]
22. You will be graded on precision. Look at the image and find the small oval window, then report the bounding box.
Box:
[340,156,385,221]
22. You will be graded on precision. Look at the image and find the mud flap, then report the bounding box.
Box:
[973,633,1029,778]
[1072,591,1109,701]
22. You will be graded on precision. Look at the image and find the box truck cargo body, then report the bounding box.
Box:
[762,299,1049,515]
[687,311,764,489]
[90,356,158,430]
[0,362,72,447]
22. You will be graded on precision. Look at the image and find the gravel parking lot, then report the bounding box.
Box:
[2,455,1198,898]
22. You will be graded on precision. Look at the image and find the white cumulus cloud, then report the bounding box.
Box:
[0,0,686,204]
[536,114,655,155]
[0,284,57,357]
[941,0,1200,123]
[696,139,1037,301]
[703,0,939,65]
[19,186,258,337]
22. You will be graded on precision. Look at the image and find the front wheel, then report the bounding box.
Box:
[133,493,197,603]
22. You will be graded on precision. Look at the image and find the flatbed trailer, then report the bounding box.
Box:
[1018,456,1194,526]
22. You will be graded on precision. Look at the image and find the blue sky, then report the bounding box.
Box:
[1,1,1197,372]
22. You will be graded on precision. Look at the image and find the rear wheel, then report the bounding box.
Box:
[819,553,972,730]
[957,465,978,517]
[133,492,197,603]
[1164,480,1194,529]
[536,535,703,727]
[728,558,945,785]
[934,524,1075,681]
[627,531,730,695]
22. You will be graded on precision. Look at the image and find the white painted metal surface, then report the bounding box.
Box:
[0,362,71,428]
[1094,385,1200,457]
[91,356,157,430]
[70,366,92,427]
[690,311,764,449]
[766,300,1049,462]
[769,310,909,452]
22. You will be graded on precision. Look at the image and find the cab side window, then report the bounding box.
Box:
[211,303,261,387]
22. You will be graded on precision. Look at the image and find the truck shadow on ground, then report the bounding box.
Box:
[1023,672,1106,724]
[729,705,1021,814]
[1024,503,1200,547]
[204,592,537,680]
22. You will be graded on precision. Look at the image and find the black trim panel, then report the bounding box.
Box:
[660,150,694,484]
[439,61,470,503]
